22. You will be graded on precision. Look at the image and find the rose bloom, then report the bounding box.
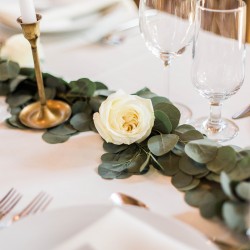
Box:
[0,34,44,68]
[93,90,155,145]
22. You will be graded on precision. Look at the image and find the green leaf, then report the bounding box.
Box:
[70,113,92,132]
[9,75,27,92]
[47,123,77,136]
[154,102,180,131]
[185,188,209,207]
[103,142,128,153]
[69,78,96,97]
[71,101,88,115]
[228,153,250,181]
[222,202,249,233]
[44,74,68,92]
[0,82,10,95]
[235,182,250,201]
[98,163,129,179]
[178,178,200,191]
[6,115,27,129]
[94,81,108,90]
[176,130,204,143]
[94,89,114,97]
[174,124,196,134]
[133,87,157,99]
[42,132,70,144]
[199,192,220,218]
[171,170,193,189]
[157,152,180,176]
[207,146,237,174]
[185,139,219,164]
[153,110,172,134]
[0,61,20,81]
[151,96,171,106]
[6,91,33,108]
[89,96,106,112]
[148,134,179,156]
[220,172,237,201]
[179,155,209,176]
[206,173,221,183]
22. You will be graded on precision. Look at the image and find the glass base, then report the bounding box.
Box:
[174,102,192,124]
[190,117,239,142]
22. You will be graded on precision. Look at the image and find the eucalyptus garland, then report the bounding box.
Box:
[0,60,250,239]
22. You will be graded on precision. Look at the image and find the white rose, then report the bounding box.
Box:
[0,34,44,68]
[93,90,155,145]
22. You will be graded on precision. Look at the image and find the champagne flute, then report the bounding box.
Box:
[191,0,246,142]
[139,0,196,123]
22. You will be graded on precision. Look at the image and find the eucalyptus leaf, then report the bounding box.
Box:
[157,152,180,176]
[154,110,172,134]
[0,61,20,81]
[154,102,180,131]
[6,91,33,108]
[228,154,250,181]
[185,139,218,164]
[174,124,196,134]
[206,173,221,183]
[42,132,70,144]
[70,113,92,132]
[148,134,179,156]
[235,182,250,201]
[6,115,27,129]
[207,146,237,174]
[133,87,157,99]
[103,142,128,153]
[69,78,96,97]
[176,130,204,143]
[178,178,200,191]
[185,188,209,207]
[98,163,126,179]
[179,155,208,176]
[89,96,106,112]
[220,172,237,201]
[47,123,77,136]
[222,202,249,233]
[151,96,171,106]
[0,82,10,95]
[199,191,220,218]
[94,81,108,90]
[171,170,193,189]
[9,75,27,92]
[71,101,88,115]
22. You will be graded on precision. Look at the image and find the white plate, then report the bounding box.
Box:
[0,205,218,250]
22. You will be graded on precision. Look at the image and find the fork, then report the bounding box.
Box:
[0,188,22,220]
[11,191,53,223]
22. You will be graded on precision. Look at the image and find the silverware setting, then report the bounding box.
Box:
[0,189,52,227]
[110,192,249,250]
[232,105,250,119]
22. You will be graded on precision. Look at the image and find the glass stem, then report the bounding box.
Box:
[206,102,223,133]
[163,61,171,100]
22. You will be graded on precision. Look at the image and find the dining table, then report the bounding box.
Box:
[0,0,250,249]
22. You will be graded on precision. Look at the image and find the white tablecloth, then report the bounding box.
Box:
[0,0,249,246]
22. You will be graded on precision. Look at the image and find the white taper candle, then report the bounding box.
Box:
[19,0,37,24]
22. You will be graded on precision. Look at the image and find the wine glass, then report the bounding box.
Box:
[191,0,246,142]
[139,0,196,123]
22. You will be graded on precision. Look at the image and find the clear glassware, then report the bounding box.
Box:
[191,0,246,142]
[139,0,196,123]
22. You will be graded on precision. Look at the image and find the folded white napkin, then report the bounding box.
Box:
[0,0,138,34]
[53,208,199,250]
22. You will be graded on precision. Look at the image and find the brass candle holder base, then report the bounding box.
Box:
[19,100,71,129]
[17,14,71,129]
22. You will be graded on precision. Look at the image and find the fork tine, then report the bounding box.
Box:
[0,194,22,219]
[0,188,16,208]
[32,195,52,214]
[12,192,52,222]
[0,192,22,220]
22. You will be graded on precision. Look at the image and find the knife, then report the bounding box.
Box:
[232,105,250,119]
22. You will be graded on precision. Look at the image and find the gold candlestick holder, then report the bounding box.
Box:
[17,14,71,129]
